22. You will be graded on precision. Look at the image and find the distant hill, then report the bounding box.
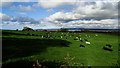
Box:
[36,28,119,30]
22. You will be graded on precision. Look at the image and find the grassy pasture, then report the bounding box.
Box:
[1,30,120,68]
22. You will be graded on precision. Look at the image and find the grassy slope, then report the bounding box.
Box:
[2,30,120,67]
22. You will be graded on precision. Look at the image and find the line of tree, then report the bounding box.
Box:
[58,28,68,32]
[21,27,68,32]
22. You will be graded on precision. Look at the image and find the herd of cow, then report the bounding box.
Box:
[25,32,113,52]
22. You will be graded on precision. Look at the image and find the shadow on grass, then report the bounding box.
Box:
[2,60,65,68]
[2,60,34,68]
[41,61,65,68]
[2,32,27,36]
[2,37,71,62]
[2,36,71,68]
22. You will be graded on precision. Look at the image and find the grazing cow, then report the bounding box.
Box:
[45,35,50,38]
[61,36,63,38]
[47,35,50,38]
[95,34,98,37]
[66,34,69,36]
[86,41,90,45]
[85,35,88,37]
[74,38,79,40]
[79,38,82,40]
[80,40,83,42]
[80,45,85,47]
[106,44,112,48]
[31,34,35,36]
[41,36,44,38]
[34,34,38,36]
[74,37,79,40]
[88,36,90,37]
[103,47,113,51]
[84,39,88,41]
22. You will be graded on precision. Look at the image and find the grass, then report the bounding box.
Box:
[2,30,120,68]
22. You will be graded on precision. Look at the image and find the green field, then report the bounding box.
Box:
[1,30,120,68]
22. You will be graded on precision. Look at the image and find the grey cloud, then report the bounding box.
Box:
[0,2,12,7]
[45,2,118,24]
[11,5,34,11]
[1,13,39,24]
[0,13,13,21]
[33,0,75,8]
[58,19,118,29]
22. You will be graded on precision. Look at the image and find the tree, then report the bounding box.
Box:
[16,29,19,31]
[22,27,34,31]
[58,28,68,32]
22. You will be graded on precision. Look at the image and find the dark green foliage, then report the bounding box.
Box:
[22,27,34,31]
[16,29,18,31]
[42,30,47,31]
[58,28,68,32]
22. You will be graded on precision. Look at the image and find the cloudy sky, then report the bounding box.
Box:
[0,0,119,30]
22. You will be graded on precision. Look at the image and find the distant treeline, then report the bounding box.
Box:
[14,27,120,35]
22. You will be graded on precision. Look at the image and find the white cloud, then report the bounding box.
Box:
[45,12,78,22]
[0,2,12,7]
[11,5,34,11]
[58,19,118,29]
[44,2,118,29]
[0,0,31,7]
[46,9,54,12]
[1,0,119,7]
[1,1,119,29]
[33,0,76,8]
[1,0,119,2]
[74,3,117,20]
[33,0,119,8]
[1,21,59,30]
[1,0,30,2]
[0,13,13,21]
[0,13,39,24]
[45,2,118,22]
[18,12,27,15]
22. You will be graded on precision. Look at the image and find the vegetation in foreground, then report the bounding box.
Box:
[1,30,120,68]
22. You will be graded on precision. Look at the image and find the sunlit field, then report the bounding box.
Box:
[2,30,120,68]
